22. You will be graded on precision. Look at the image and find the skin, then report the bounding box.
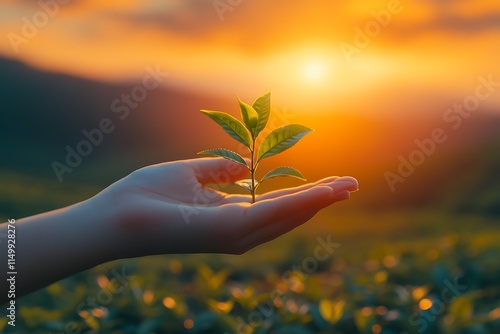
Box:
[0,158,358,303]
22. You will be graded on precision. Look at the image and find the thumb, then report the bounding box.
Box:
[188,157,249,185]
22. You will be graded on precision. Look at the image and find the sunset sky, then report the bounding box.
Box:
[1,0,499,113]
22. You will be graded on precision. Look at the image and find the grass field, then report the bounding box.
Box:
[2,177,499,334]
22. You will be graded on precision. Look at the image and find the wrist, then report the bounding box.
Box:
[81,195,124,263]
[13,198,122,296]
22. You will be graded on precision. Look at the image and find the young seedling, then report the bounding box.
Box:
[198,92,312,203]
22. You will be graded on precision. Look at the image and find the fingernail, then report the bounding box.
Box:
[333,177,359,192]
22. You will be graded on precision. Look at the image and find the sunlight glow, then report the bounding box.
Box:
[302,61,327,82]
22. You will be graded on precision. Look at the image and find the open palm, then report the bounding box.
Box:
[97,158,358,257]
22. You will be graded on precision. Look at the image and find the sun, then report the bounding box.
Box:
[302,61,327,82]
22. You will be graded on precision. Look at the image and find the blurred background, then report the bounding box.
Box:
[0,0,499,333]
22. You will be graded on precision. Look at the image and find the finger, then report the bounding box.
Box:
[187,157,249,186]
[326,176,359,192]
[256,176,340,201]
[257,176,358,202]
[219,194,252,204]
[221,176,357,204]
[244,185,336,232]
[241,190,350,249]
[220,177,340,204]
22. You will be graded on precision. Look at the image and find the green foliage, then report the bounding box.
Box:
[7,227,500,334]
[251,91,271,138]
[238,97,259,135]
[257,124,312,161]
[198,148,248,169]
[449,293,474,322]
[200,110,251,148]
[319,299,345,324]
[260,167,306,183]
[199,92,312,202]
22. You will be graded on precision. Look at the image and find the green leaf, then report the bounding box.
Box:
[319,299,345,324]
[252,92,271,138]
[201,110,251,148]
[198,149,249,169]
[260,166,306,183]
[353,307,376,332]
[232,179,256,193]
[237,97,259,135]
[449,294,473,321]
[257,124,312,161]
[197,264,213,281]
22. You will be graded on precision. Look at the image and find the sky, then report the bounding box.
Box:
[1,0,499,113]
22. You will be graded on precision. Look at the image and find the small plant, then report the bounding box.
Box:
[198,92,312,203]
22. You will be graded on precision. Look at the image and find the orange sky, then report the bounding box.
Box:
[1,0,499,112]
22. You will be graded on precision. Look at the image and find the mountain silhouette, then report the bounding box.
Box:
[1,56,498,216]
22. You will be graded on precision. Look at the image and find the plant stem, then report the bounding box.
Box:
[251,137,256,203]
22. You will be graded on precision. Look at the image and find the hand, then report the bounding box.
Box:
[95,158,359,256]
[1,157,358,300]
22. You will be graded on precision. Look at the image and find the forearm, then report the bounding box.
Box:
[1,198,120,303]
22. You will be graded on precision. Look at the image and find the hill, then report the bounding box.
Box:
[1,57,499,218]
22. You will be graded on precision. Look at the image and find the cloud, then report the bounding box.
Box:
[99,0,220,36]
[416,0,500,33]
[424,13,500,33]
